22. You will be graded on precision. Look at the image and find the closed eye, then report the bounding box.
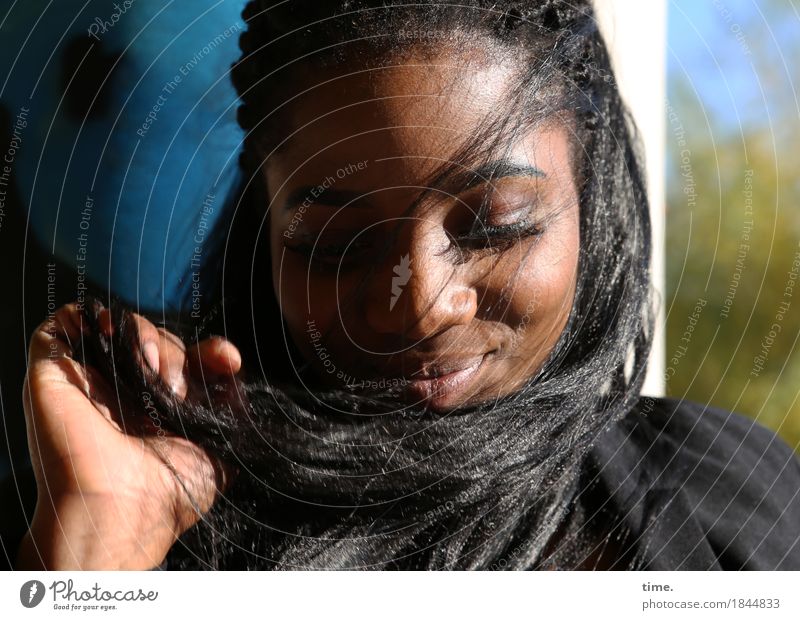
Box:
[284,230,375,269]
[454,219,545,255]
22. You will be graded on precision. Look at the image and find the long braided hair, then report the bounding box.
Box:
[85,0,654,569]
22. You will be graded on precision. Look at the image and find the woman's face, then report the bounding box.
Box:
[266,49,580,412]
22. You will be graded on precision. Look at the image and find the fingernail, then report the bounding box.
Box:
[98,310,113,336]
[228,346,242,372]
[142,341,160,373]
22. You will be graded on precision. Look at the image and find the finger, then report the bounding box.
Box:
[154,327,188,398]
[128,315,189,397]
[28,304,88,365]
[97,309,188,399]
[187,337,242,379]
[158,438,239,523]
[130,314,163,375]
[82,364,125,431]
[98,308,113,338]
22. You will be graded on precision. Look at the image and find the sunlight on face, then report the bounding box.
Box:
[266,47,580,411]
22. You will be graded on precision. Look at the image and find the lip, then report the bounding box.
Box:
[400,354,489,411]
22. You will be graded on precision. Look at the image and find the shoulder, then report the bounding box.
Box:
[631,396,799,479]
[586,396,800,569]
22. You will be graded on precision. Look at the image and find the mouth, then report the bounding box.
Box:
[399,353,491,412]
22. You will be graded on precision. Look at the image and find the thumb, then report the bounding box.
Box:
[187,336,242,379]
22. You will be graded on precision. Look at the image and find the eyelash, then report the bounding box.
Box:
[284,212,545,268]
[285,236,372,271]
[455,219,544,251]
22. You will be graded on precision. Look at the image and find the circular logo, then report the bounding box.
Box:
[20,580,45,608]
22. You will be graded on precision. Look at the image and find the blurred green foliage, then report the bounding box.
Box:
[665,2,800,451]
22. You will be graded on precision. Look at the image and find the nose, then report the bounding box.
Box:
[364,219,477,341]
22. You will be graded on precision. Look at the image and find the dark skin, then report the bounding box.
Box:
[17,46,582,568]
[17,305,241,569]
[269,48,579,411]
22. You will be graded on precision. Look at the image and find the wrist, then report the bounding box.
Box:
[17,494,178,570]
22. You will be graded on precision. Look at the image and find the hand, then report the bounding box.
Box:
[16,303,241,570]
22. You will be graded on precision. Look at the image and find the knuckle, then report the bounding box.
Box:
[158,328,186,352]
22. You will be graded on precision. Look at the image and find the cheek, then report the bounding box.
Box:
[270,229,315,354]
[501,218,579,342]
[270,230,363,347]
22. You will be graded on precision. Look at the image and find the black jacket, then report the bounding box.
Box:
[581,396,800,569]
[2,396,798,570]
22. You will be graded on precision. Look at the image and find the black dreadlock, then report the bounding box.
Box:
[84,0,654,570]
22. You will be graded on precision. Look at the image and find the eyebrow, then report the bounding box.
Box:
[459,159,546,193]
[282,186,368,212]
[282,158,545,211]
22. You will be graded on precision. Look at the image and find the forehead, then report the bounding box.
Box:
[267,47,522,183]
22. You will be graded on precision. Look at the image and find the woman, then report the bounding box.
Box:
[6,0,800,570]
